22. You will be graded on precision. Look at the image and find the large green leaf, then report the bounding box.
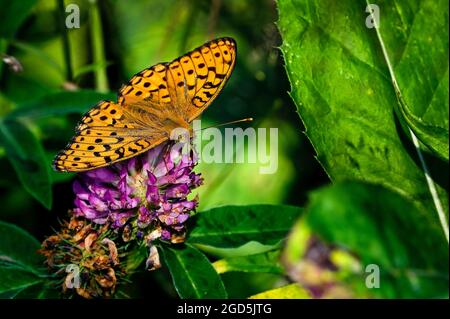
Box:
[7,90,116,119]
[160,243,227,299]
[370,0,449,161]
[187,205,302,249]
[0,221,45,297]
[0,118,52,208]
[299,181,448,298]
[277,0,448,237]
[0,0,38,39]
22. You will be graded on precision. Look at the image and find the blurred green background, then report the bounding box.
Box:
[0,0,327,297]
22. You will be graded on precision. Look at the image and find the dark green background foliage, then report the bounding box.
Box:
[0,0,448,299]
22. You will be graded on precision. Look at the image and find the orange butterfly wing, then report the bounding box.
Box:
[118,37,236,122]
[53,101,167,171]
[53,37,236,172]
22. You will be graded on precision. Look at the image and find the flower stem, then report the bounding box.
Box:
[57,0,73,81]
[89,0,109,92]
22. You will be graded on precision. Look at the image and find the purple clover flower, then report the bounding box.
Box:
[72,141,202,244]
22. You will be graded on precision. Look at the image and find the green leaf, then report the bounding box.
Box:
[9,41,64,76]
[0,0,38,39]
[0,221,43,272]
[371,0,449,161]
[7,90,116,119]
[396,94,449,162]
[248,283,311,299]
[0,267,42,298]
[5,281,59,299]
[194,241,280,259]
[0,221,45,297]
[304,181,449,298]
[187,205,303,249]
[0,118,52,208]
[160,243,227,299]
[73,61,113,81]
[213,250,284,275]
[282,219,311,266]
[277,0,448,235]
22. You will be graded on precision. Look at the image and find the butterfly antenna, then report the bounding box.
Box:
[195,118,253,131]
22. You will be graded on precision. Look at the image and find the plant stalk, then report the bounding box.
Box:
[89,0,109,92]
[57,0,73,81]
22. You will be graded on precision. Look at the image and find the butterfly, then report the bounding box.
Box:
[53,37,236,172]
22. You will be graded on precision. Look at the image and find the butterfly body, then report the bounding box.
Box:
[54,37,236,172]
